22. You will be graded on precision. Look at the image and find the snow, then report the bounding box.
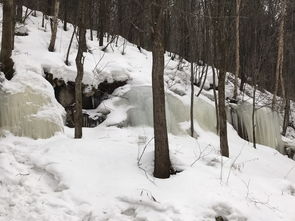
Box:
[0,6,295,221]
[1,126,295,221]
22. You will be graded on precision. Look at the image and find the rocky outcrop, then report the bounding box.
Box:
[44,72,126,128]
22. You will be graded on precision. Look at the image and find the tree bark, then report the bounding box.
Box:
[233,0,241,100]
[63,0,68,31]
[282,97,290,136]
[98,0,105,46]
[214,0,229,157]
[65,25,76,66]
[212,67,219,132]
[152,0,171,179]
[272,0,286,110]
[252,83,257,149]
[1,0,15,80]
[48,0,60,52]
[16,0,23,22]
[190,61,195,137]
[74,1,87,139]
[218,71,229,157]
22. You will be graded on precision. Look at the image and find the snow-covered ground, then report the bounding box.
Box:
[0,7,295,221]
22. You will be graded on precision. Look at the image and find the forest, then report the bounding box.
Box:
[0,0,295,220]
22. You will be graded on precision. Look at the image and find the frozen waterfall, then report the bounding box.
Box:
[122,86,283,151]
[0,72,65,139]
[227,103,283,150]
[122,86,217,135]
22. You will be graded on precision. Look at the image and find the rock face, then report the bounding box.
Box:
[0,73,65,139]
[44,72,127,128]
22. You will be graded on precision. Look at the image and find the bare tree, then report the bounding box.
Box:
[213,0,230,157]
[151,0,172,179]
[74,1,87,139]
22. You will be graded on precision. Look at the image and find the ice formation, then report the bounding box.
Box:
[227,102,283,150]
[122,86,283,151]
[122,86,217,135]
[0,72,65,139]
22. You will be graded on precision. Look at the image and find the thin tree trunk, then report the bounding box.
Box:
[41,14,45,27]
[233,0,241,100]
[65,25,76,66]
[74,1,87,139]
[272,0,286,110]
[208,8,219,133]
[196,65,209,97]
[252,83,257,149]
[99,0,105,47]
[189,0,195,138]
[212,67,219,132]
[190,62,194,137]
[282,97,290,136]
[16,0,23,22]
[89,0,94,41]
[218,71,229,157]
[1,0,15,80]
[48,0,60,52]
[12,0,16,49]
[63,0,68,31]
[152,0,171,179]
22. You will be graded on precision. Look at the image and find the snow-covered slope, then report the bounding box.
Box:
[0,8,295,221]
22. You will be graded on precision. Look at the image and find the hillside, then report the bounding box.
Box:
[0,7,295,221]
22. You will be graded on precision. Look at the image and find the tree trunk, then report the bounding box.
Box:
[1,0,15,80]
[272,0,286,110]
[63,0,68,31]
[99,0,105,46]
[252,84,257,149]
[212,67,219,132]
[89,0,94,41]
[188,0,195,138]
[74,1,87,139]
[42,14,45,28]
[218,71,229,157]
[190,62,194,137]
[16,0,23,22]
[152,0,171,179]
[233,0,241,100]
[48,0,60,52]
[65,25,76,66]
[282,97,290,136]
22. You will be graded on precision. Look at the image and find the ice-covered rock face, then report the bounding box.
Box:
[0,72,65,139]
[122,86,217,135]
[227,103,283,150]
[122,86,283,151]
